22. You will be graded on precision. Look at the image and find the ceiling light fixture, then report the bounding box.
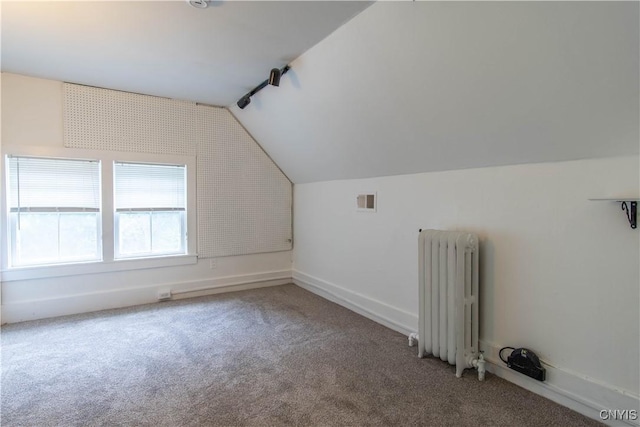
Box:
[188,0,208,9]
[237,65,290,110]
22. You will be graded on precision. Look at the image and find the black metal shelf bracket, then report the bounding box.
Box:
[621,201,637,229]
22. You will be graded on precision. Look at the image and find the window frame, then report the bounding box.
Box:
[6,155,103,267]
[1,146,197,282]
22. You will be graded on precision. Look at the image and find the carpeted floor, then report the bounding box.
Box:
[1,284,599,426]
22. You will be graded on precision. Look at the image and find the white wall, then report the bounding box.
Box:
[0,73,292,323]
[293,156,639,421]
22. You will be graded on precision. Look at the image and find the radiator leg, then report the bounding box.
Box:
[408,333,419,347]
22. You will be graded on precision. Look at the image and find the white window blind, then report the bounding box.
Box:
[8,156,100,212]
[114,162,186,211]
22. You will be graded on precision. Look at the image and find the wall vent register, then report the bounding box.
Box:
[356,193,376,212]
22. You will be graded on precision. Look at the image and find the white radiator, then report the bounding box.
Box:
[415,229,484,379]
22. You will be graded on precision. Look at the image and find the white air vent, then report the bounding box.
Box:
[188,0,208,9]
[356,192,376,212]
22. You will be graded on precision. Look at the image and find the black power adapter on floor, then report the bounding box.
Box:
[500,347,546,381]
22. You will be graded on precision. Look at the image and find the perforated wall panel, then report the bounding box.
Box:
[63,84,292,258]
[64,84,197,156]
[197,107,292,257]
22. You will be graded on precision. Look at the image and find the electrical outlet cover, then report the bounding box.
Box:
[157,290,172,301]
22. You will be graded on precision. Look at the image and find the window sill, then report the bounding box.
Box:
[0,254,198,282]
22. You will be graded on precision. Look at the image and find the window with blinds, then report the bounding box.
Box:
[114,162,187,258]
[7,156,101,266]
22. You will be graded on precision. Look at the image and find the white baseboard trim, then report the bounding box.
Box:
[292,269,639,426]
[1,270,292,324]
[292,269,417,337]
[481,341,640,427]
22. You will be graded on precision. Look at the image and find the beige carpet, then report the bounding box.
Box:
[1,284,599,426]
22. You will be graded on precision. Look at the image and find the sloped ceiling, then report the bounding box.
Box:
[1,1,371,107]
[232,2,640,184]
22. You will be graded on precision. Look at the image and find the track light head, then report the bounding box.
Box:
[237,95,251,109]
[236,65,290,110]
[268,68,281,87]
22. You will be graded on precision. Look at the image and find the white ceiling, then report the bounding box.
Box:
[233,2,639,183]
[3,1,638,185]
[1,0,371,107]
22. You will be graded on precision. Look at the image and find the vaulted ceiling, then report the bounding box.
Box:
[2,1,638,184]
[233,2,639,183]
[1,1,371,107]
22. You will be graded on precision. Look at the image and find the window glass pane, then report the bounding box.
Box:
[152,212,183,254]
[118,212,151,255]
[12,212,101,266]
[14,213,59,266]
[59,213,100,261]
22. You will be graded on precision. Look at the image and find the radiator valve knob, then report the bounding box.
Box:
[408,333,418,347]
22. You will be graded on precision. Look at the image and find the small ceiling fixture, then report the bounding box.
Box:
[188,0,208,9]
[268,68,282,87]
[237,65,290,110]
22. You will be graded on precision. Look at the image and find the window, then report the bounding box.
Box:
[7,156,101,266]
[2,148,196,279]
[114,162,187,258]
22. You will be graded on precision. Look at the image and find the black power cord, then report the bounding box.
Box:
[499,346,515,364]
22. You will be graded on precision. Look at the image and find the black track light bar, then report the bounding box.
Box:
[237,65,290,109]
